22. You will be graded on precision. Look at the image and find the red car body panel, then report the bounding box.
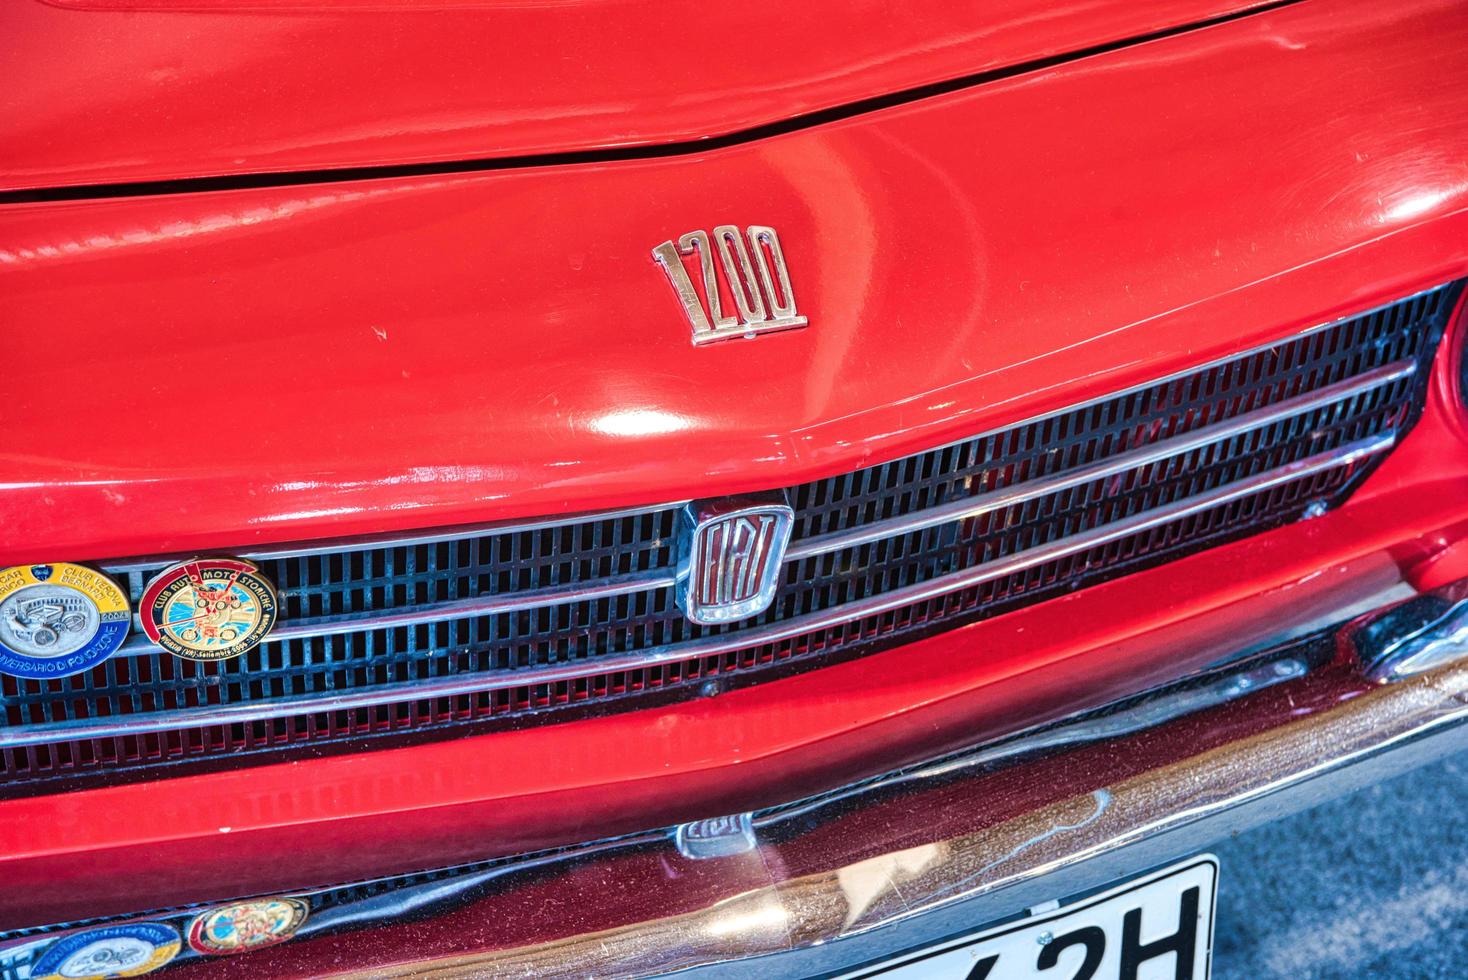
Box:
[3,0,1468,938]
[3,0,1273,192]
[3,0,1467,569]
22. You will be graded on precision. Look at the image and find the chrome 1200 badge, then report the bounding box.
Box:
[187,896,309,955]
[652,225,807,345]
[140,558,278,661]
[0,563,130,680]
[29,922,181,980]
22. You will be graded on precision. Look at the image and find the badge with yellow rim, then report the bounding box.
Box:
[0,563,130,680]
[187,897,309,955]
[140,558,277,661]
[29,923,180,980]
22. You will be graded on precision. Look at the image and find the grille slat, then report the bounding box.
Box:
[0,284,1459,786]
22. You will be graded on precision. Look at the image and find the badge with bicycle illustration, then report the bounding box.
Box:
[140,558,278,661]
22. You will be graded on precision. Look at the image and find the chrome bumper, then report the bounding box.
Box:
[8,581,1468,978]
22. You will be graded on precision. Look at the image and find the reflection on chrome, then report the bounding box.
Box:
[837,844,944,928]
[1358,583,1468,681]
[703,900,790,940]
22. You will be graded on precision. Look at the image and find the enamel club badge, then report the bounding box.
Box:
[140,559,277,661]
[0,564,130,680]
[29,922,181,980]
[187,897,309,955]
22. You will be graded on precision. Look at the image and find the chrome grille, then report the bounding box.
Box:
[1,283,1460,787]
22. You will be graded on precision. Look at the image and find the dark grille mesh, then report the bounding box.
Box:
[1,283,1459,787]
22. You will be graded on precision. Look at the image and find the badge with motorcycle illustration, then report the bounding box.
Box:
[0,563,131,680]
[140,558,277,661]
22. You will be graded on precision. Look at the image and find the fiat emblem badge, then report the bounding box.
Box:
[675,493,794,625]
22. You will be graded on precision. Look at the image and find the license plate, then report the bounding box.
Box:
[843,856,1217,979]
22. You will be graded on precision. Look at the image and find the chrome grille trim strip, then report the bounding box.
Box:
[0,434,1393,750]
[98,502,686,574]
[114,569,679,655]
[110,360,1413,656]
[786,359,1415,560]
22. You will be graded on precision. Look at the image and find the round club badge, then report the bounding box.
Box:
[140,559,277,661]
[0,564,130,680]
[187,897,309,955]
[30,922,181,980]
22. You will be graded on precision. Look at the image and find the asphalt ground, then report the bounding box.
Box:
[1211,750,1468,978]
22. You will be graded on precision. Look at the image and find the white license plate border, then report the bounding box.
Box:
[838,853,1219,980]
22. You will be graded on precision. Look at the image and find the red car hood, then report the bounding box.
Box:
[3,0,1467,567]
[4,0,1272,192]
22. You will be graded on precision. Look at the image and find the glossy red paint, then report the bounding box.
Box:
[3,0,1468,567]
[3,0,1468,931]
[1,0,1275,192]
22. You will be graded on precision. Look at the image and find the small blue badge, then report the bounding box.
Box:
[29,922,181,979]
[30,565,52,581]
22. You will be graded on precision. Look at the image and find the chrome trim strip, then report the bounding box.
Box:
[114,569,678,655]
[1357,586,1468,682]
[98,502,684,574]
[787,359,1415,560]
[2,434,1392,749]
